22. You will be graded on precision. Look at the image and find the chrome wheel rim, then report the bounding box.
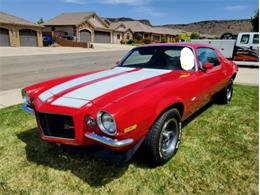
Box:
[159,118,179,158]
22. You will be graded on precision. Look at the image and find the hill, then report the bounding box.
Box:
[107,17,252,38]
[106,17,151,26]
[161,19,252,37]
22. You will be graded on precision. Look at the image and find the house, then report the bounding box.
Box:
[109,22,134,43]
[43,11,185,45]
[0,12,43,47]
[110,20,185,43]
[151,27,185,42]
[43,12,113,43]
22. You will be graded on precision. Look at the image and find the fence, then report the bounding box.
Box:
[53,36,89,48]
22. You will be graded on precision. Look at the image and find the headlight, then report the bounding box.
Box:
[21,89,31,105]
[97,111,117,136]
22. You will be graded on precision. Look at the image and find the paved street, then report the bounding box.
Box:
[0,51,126,91]
[0,51,258,108]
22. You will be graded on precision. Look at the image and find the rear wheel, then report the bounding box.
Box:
[144,108,182,165]
[217,79,233,104]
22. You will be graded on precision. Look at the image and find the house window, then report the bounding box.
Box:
[153,35,160,41]
[144,34,149,38]
[126,33,130,40]
[117,34,121,39]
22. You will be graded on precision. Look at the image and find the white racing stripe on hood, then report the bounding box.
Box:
[39,67,133,102]
[52,69,171,108]
[51,97,89,108]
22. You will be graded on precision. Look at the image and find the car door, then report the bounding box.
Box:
[196,47,226,102]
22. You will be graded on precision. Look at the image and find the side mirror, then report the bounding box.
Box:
[202,63,213,70]
[115,60,120,65]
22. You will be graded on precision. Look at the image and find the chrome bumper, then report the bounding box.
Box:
[22,104,35,115]
[85,132,134,148]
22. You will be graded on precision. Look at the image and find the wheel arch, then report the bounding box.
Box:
[231,73,237,80]
[150,101,185,130]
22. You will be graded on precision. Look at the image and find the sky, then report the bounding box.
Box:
[0,0,258,25]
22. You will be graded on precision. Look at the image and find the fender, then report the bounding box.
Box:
[154,96,185,123]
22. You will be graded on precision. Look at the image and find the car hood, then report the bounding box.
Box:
[36,67,172,109]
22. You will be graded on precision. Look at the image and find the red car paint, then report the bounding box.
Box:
[23,43,238,151]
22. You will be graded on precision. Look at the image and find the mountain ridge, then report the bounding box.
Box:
[106,17,253,37]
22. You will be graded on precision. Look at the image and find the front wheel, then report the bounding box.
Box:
[144,108,182,166]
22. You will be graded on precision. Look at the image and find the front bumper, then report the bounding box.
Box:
[22,104,35,115]
[85,132,134,148]
[22,104,134,148]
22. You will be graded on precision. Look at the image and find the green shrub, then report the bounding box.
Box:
[120,40,126,44]
[134,33,143,41]
[160,37,167,43]
[127,39,135,44]
[190,32,201,39]
[179,33,191,42]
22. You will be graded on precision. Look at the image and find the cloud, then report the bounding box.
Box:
[223,5,248,11]
[63,0,165,18]
[134,6,166,17]
[100,0,150,6]
[64,0,87,4]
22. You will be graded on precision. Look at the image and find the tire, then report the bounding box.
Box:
[217,79,233,104]
[144,108,182,166]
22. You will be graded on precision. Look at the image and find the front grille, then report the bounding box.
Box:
[37,112,75,139]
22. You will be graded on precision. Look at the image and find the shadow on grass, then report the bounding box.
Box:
[17,102,214,185]
[17,129,130,187]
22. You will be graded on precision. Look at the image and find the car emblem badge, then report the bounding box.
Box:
[64,124,74,130]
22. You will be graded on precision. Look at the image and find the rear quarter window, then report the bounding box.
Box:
[197,48,220,68]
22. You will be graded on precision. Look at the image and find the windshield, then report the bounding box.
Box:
[119,46,195,71]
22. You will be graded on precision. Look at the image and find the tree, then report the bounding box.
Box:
[251,9,259,32]
[190,32,201,39]
[179,33,191,42]
[37,18,44,24]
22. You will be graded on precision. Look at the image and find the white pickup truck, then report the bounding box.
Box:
[192,32,259,62]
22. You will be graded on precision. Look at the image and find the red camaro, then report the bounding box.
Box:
[22,43,238,165]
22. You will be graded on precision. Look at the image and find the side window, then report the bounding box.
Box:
[253,34,259,44]
[197,48,220,69]
[240,34,250,44]
[207,49,220,66]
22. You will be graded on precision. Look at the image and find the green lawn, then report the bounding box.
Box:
[0,85,258,194]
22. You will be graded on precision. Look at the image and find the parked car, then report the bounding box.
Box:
[22,43,238,165]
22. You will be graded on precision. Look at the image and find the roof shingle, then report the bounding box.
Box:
[0,11,42,27]
[43,12,95,26]
[110,21,185,35]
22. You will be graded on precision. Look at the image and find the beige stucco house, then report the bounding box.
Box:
[43,12,185,44]
[110,20,184,43]
[0,12,43,47]
[43,12,113,43]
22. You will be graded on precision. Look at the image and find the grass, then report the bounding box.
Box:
[0,85,258,194]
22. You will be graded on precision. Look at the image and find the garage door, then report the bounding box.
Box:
[20,29,37,46]
[94,31,110,43]
[0,28,10,46]
[80,30,91,42]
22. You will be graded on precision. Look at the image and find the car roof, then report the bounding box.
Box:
[136,42,216,50]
